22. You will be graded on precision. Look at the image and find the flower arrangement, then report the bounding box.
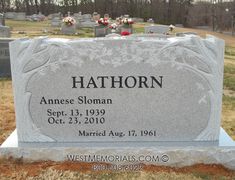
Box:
[97,18,109,26]
[122,18,134,26]
[109,23,118,30]
[169,24,175,32]
[116,17,123,25]
[62,16,76,26]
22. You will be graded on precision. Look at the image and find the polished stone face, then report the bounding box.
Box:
[9,36,224,144]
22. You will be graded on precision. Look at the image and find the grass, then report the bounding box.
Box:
[223,95,235,109]
[5,19,94,38]
[225,46,235,57]
[5,20,155,38]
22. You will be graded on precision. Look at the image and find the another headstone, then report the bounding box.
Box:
[144,25,169,34]
[61,24,76,35]
[0,25,11,38]
[51,17,61,27]
[0,38,14,77]
[29,13,45,21]
[51,13,61,19]
[74,12,82,28]
[61,17,76,35]
[14,12,26,21]
[93,12,100,21]
[5,12,15,19]
[94,25,108,37]
[0,13,5,26]
[82,14,92,21]
[80,14,96,28]
[104,14,109,19]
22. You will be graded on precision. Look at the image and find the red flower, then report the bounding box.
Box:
[121,31,130,36]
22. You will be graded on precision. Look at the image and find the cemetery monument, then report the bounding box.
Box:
[61,16,76,35]
[0,35,234,170]
[80,14,96,28]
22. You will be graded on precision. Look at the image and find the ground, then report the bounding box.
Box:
[0,20,234,179]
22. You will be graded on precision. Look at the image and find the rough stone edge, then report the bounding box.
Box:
[0,128,234,170]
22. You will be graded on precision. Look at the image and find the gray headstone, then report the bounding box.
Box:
[144,25,169,34]
[0,25,11,38]
[29,14,45,22]
[94,26,108,37]
[80,21,96,28]
[0,38,14,77]
[0,13,5,26]
[80,14,96,28]
[50,13,61,19]
[9,35,224,146]
[14,12,26,21]
[92,12,100,21]
[82,14,92,21]
[51,17,61,27]
[104,14,109,19]
[61,24,76,35]
[5,12,16,19]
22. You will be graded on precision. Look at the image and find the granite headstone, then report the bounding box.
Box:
[5,12,15,19]
[51,17,61,27]
[0,25,11,38]
[61,24,76,35]
[14,12,26,21]
[0,35,234,171]
[79,14,96,28]
[145,25,169,34]
[0,38,14,77]
[0,13,5,26]
[9,36,224,146]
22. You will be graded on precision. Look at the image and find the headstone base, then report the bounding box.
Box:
[1,128,234,170]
